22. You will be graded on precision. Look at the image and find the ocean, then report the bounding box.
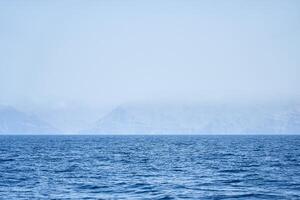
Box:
[0,135,299,199]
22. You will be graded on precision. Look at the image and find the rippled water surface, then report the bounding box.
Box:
[0,135,299,199]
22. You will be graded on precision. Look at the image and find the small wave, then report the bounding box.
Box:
[0,158,15,162]
[218,169,248,173]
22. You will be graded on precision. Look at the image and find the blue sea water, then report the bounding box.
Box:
[0,135,299,200]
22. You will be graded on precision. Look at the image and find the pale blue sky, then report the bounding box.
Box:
[0,0,299,108]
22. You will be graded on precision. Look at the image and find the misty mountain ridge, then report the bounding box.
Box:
[1,103,300,134]
[84,103,300,134]
[0,105,58,134]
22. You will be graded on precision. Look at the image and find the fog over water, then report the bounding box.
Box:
[0,1,299,132]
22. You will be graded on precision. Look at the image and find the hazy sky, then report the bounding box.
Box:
[1,0,299,109]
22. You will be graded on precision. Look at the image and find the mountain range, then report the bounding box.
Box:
[1,103,300,134]
[84,103,300,134]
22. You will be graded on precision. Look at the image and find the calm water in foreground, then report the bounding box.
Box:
[0,135,299,199]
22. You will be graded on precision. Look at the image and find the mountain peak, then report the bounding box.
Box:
[0,105,58,134]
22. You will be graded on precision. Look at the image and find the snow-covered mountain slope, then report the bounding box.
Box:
[0,105,58,134]
[84,103,300,134]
